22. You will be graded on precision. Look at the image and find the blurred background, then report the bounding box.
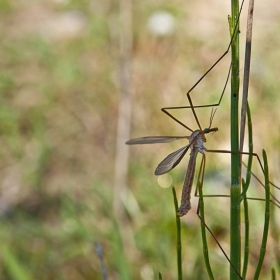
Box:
[1,0,280,279]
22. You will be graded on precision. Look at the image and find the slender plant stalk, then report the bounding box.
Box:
[241,179,249,280]
[158,272,163,280]
[241,104,253,279]
[112,219,132,280]
[239,0,254,155]
[253,150,270,279]
[239,0,254,277]
[198,180,214,280]
[113,0,133,217]
[241,105,253,199]
[172,187,182,280]
[270,186,280,270]
[240,0,254,273]
[271,268,276,280]
[230,0,241,278]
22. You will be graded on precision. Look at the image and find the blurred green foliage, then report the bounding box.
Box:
[0,0,279,279]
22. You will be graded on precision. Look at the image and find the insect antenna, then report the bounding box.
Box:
[209,108,217,129]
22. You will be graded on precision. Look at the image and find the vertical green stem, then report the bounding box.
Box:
[253,150,270,279]
[241,104,253,199]
[198,180,214,280]
[271,268,276,280]
[230,0,241,279]
[241,179,249,279]
[172,187,182,280]
[241,104,253,279]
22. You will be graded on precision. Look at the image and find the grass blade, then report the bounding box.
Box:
[241,104,253,199]
[253,150,270,279]
[241,104,253,278]
[1,243,34,280]
[271,268,275,280]
[241,179,249,279]
[198,180,214,280]
[172,187,182,280]
[229,0,241,277]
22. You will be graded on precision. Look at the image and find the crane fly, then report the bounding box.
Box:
[125,0,280,277]
[126,111,218,217]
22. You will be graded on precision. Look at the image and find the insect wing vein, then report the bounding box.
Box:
[155,145,190,175]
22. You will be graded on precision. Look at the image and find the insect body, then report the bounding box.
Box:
[177,129,209,216]
[126,127,218,216]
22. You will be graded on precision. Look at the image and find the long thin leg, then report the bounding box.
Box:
[205,150,280,206]
[197,154,215,280]
[194,150,279,276]
[196,153,243,280]
[160,0,250,137]
[193,150,280,207]
[186,0,245,132]
[194,150,278,279]
[161,0,246,132]
[161,64,232,133]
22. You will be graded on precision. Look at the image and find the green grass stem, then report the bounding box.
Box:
[229,0,241,278]
[253,150,270,279]
[172,187,182,280]
[241,179,249,279]
[112,219,131,280]
[1,243,34,280]
[241,104,253,279]
[198,180,214,280]
[271,268,276,280]
[241,105,253,199]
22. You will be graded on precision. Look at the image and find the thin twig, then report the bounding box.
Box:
[239,0,254,156]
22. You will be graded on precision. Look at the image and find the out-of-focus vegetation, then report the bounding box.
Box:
[0,0,280,279]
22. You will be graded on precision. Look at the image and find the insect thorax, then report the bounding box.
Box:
[189,130,207,154]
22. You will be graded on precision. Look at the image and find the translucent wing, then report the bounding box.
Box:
[126,136,189,145]
[155,145,190,175]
